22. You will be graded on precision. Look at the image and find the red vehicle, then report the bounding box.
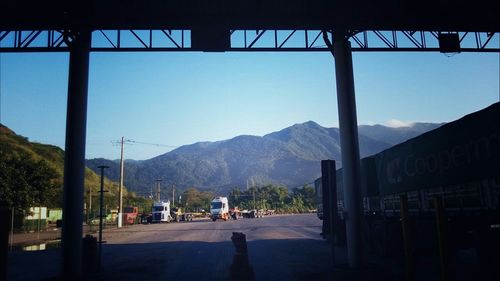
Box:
[122,206,139,225]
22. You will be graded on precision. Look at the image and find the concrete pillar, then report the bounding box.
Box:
[61,30,91,279]
[0,206,11,281]
[333,30,364,269]
[321,160,338,267]
[321,160,338,241]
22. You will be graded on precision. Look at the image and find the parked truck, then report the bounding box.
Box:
[210,197,230,221]
[151,201,172,223]
[122,206,139,225]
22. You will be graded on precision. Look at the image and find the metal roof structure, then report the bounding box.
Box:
[0,30,499,52]
[1,0,500,52]
[2,0,500,31]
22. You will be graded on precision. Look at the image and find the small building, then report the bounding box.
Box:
[14,207,47,232]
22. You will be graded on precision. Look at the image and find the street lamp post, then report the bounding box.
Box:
[97,165,109,269]
[118,137,124,228]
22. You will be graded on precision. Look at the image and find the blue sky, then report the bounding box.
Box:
[1,49,499,160]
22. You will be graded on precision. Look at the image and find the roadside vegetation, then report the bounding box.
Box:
[228,185,316,213]
[176,188,214,213]
[174,185,316,214]
[0,124,141,214]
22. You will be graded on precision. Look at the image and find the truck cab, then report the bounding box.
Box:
[122,206,139,225]
[210,197,229,221]
[152,201,172,223]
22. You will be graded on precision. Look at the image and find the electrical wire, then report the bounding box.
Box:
[111,139,178,148]
[128,140,178,148]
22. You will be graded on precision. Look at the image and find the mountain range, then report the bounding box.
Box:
[86,121,442,195]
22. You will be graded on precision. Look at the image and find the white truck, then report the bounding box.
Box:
[152,201,172,223]
[210,197,230,221]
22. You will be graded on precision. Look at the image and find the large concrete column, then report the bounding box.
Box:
[333,30,364,269]
[0,206,11,281]
[321,160,334,241]
[61,30,91,279]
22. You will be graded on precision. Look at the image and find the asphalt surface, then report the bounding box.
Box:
[7,214,336,281]
[9,224,115,246]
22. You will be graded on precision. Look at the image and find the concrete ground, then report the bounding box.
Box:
[7,214,342,281]
[6,214,495,281]
[8,227,60,247]
[9,224,118,247]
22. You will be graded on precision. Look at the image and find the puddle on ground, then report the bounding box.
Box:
[11,240,61,252]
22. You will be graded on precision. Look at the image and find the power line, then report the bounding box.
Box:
[111,139,178,148]
[128,140,178,148]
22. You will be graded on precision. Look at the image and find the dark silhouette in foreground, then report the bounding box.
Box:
[230,232,254,280]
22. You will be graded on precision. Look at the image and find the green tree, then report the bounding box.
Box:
[124,195,154,214]
[269,185,288,211]
[292,185,315,210]
[227,184,293,213]
[228,187,243,208]
[181,187,213,212]
[0,151,59,210]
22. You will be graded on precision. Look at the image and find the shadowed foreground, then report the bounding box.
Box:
[8,214,337,281]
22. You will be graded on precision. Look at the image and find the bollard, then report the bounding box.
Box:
[231,232,248,253]
[230,232,254,280]
[82,235,99,274]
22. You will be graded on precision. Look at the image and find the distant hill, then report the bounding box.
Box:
[0,124,125,208]
[86,121,441,195]
[358,123,445,146]
[0,124,65,175]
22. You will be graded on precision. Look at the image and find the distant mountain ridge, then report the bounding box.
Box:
[358,123,444,146]
[86,121,442,194]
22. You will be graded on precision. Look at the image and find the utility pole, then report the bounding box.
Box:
[156,179,162,202]
[118,136,124,228]
[172,185,175,207]
[253,188,256,210]
[88,188,92,224]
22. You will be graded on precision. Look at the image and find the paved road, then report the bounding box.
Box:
[9,224,115,247]
[8,214,335,281]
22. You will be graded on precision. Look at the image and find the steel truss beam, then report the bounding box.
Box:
[1,30,499,52]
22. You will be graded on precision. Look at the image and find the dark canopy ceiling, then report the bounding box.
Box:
[1,0,500,32]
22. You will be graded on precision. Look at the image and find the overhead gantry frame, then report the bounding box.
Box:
[2,0,500,279]
[1,29,499,52]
